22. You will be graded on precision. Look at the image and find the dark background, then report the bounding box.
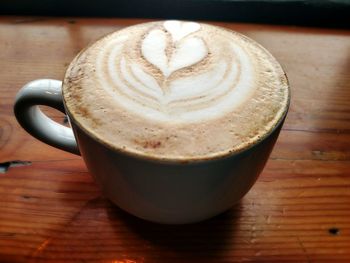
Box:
[0,0,349,28]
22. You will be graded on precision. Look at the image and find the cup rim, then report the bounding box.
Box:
[62,22,291,164]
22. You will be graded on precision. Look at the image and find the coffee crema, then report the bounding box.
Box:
[63,21,289,161]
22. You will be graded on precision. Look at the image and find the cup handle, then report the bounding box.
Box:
[14,79,80,155]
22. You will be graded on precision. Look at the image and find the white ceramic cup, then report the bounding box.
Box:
[14,76,288,224]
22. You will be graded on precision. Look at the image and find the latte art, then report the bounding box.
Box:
[63,21,289,160]
[142,21,206,77]
[96,21,253,122]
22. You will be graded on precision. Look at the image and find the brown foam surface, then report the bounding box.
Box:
[63,21,289,161]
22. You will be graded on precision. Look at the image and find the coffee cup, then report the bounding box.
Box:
[14,20,290,224]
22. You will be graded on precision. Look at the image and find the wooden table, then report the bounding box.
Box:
[0,16,349,262]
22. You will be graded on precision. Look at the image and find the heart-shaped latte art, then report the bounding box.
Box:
[141,27,207,77]
[96,21,253,122]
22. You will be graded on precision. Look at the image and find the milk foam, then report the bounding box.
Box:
[63,21,289,160]
[95,21,254,122]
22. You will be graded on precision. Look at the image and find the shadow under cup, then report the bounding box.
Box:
[71,113,286,224]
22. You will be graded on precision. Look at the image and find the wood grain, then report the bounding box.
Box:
[0,16,350,262]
